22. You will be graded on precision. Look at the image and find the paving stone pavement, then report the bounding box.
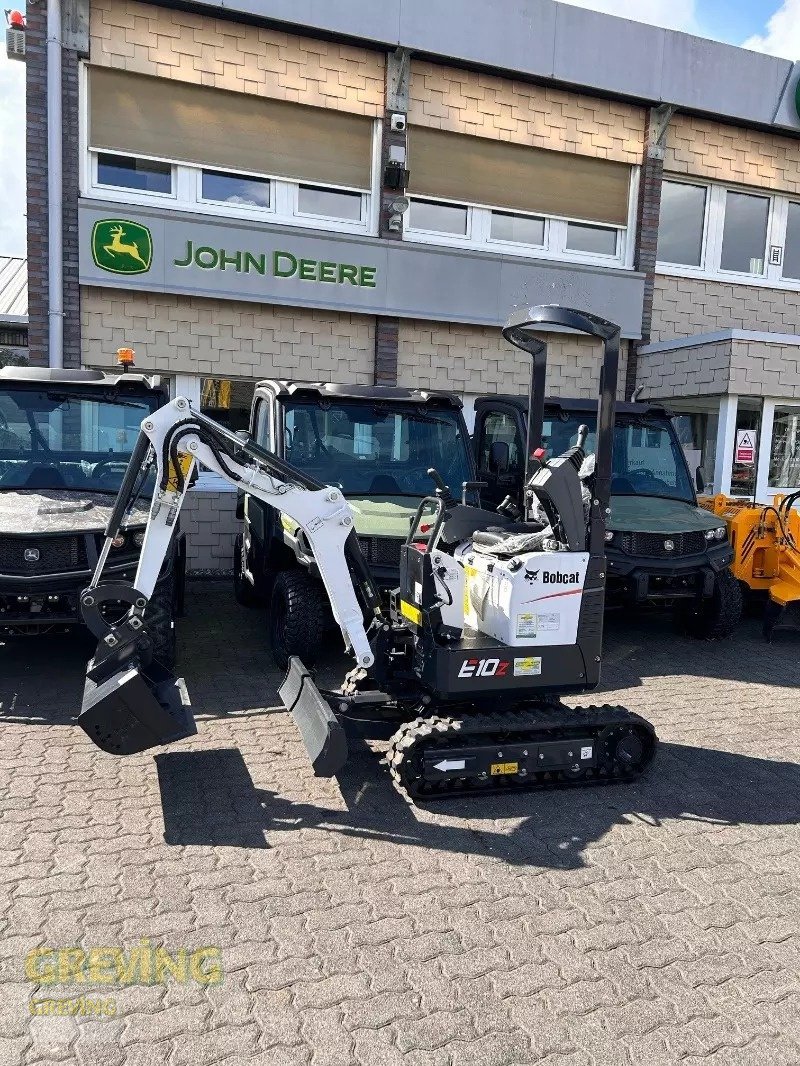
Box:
[0,581,798,1066]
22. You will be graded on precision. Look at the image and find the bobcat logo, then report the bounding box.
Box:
[524,567,540,584]
[91,220,153,275]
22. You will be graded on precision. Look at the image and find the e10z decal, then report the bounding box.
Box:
[457,657,510,679]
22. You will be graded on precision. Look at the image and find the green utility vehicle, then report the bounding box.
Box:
[234,381,476,666]
[0,366,186,664]
[473,395,742,638]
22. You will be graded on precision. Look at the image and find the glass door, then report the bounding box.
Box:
[768,405,800,494]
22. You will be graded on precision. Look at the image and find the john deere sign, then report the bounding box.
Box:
[79,202,646,336]
[91,220,153,275]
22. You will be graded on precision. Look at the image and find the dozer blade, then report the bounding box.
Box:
[279,656,348,777]
[78,657,197,755]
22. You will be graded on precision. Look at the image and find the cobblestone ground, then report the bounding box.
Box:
[0,581,798,1066]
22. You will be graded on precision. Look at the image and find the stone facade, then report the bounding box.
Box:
[638,336,800,401]
[650,275,800,343]
[396,321,628,400]
[665,113,800,195]
[408,60,645,163]
[89,0,384,116]
[80,288,375,383]
[181,489,238,573]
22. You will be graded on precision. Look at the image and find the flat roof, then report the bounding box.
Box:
[167,0,800,135]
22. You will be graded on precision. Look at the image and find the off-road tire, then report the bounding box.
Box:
[269,570,327,670]
[682,566,743,640]
[145,571,177,669]
[233,532,260,607]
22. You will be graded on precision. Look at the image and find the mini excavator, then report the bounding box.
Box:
[700,492,800,640]
[77,306,657,802]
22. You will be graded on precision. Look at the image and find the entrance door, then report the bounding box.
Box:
[731,401,761,498]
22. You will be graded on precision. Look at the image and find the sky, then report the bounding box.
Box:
[2,1,800,259]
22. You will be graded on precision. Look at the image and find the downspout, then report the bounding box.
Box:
[46,0,63,368]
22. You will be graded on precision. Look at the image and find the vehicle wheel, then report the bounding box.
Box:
[233,532,259,607]
[269,569,327,670]
[682,567,743,640]
[145,572,177,669]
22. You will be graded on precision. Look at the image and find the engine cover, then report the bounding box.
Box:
[457,547,590,647]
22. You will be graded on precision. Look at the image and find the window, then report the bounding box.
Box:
[565,223,617,256]
[479,411,523,476]
[783,202,800,281]
[199,378,253,433]
[490,212,545,246]
[297,185,363,221]
[657,180,706,266]
[201,170,271,209]
[769,406,800,488]
[254,399,271,450]
[97,153,172,194]
[409,199,469,236]
[720,191,769,275]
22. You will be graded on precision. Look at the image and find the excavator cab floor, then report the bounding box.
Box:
[78,657,197,755]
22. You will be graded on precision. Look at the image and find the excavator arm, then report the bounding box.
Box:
[77,397,383,769]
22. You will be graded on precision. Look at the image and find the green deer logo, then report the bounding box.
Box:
[91,220,153,275]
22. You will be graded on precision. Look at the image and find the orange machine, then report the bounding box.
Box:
[700,492,800,639]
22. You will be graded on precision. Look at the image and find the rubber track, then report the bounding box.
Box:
[387,704,657,801]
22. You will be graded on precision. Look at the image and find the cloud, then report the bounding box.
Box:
[743,0,800,59]
[0,55,26,258]
[557,0,699,34]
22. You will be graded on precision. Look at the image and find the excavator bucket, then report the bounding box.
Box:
[278,657,348,777]
[78,656,197,755]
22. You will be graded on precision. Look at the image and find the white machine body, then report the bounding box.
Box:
[456,547,590,647]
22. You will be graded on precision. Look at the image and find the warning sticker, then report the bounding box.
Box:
[580,746,593,760]
[490,761,519,776]
[537,612,561,632]
[516,612,538,638]
[514,656,542,676]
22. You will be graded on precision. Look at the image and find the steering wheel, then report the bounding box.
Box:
[629,468,670,492]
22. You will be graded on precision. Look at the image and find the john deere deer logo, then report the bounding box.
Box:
[91,219,152,275]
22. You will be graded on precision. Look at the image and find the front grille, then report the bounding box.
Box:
[619,530,707,558]
[0,534,89,575]
[357,536,403,570]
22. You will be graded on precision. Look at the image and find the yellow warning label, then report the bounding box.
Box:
[400,599,422,626]
[463,564,477,616]
[490,761,519,776]
[165,452,194,494]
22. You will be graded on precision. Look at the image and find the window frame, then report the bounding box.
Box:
[656,175,800,291]
[80,61,379,237]
[403,193,630,270]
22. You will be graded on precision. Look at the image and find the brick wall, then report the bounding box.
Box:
[181,489,239,573]
[651,275,800,342]
[396,321,627,400]
[408,60,645,163]
[80,288,375,382]
[90,0,384,115]
[665,113,800,195]
[638,337,800,401]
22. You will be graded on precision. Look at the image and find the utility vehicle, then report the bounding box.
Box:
[0,365,185,664]
[233,381,475,667]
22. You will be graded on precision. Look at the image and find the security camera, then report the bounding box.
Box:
[390,113,407,133]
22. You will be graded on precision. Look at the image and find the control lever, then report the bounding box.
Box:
[427,467,455,504]
[461,480,487,506]
[497,494,522,520]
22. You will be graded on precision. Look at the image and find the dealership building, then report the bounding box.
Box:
[21,0,800,568]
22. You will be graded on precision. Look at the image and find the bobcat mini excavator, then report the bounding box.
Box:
[77,306,657,802]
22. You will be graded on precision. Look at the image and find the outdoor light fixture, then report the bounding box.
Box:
[5,8,25,60]
[387,196,410,233]
[117,347,135,370]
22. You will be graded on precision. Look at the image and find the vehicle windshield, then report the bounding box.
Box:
[283,401,473,497]
[0,386,159,494]
[542,411,696,504]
